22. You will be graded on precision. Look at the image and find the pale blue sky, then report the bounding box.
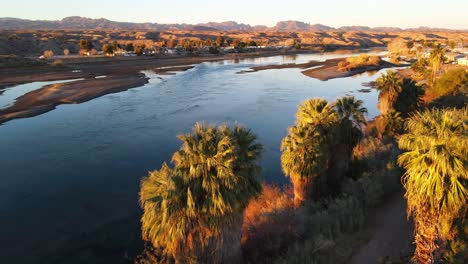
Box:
[2,0,467,29]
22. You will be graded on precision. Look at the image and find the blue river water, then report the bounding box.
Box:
[0,51,387,263]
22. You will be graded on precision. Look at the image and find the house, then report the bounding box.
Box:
[457,57,468,66]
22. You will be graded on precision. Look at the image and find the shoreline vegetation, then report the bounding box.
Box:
[0,48,391,125]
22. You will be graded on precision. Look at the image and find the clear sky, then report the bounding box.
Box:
[2,0,467,29]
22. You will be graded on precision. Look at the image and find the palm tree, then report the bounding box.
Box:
[333,96,368,129]
[281,99,338,206]
[394,78,424,116]
[376,70,403,114]
[375,110,404,138]
[429,44,446,84]
[295,98,338,128]
[140,123,262,263]
[328,96,368,193]
[281,125,331,207]
[398,107,467,264]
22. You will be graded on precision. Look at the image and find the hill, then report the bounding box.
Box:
[0,17,465,32]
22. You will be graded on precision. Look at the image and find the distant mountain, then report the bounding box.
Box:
[197,21,252,31]
[270,21,335,32]
[0,17,464,32]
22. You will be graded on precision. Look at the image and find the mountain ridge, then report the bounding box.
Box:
[0,16,465,32]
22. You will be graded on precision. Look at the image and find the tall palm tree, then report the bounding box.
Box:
[429,44,446,84]
[398,107,467,264]
[281,99,338,206]
[328,96,368,193]
[376,70,403,114]
[281,125,331,207]
[140,123,262,263]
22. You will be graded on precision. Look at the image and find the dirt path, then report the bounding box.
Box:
[350,192,414,264]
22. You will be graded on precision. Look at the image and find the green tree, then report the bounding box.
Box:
[376,70,403,114]
[398,107,468,264]
[140,123,262,263]
[281,99,338,206]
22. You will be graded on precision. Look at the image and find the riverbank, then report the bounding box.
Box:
[237,57,406,81]
[302,60,406,81]
[0,74,149,125]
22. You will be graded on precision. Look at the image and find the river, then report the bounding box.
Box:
[0,50,388,263]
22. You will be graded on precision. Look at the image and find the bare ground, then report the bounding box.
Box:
[350,191,414,264]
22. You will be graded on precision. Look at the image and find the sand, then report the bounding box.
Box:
[0,74,148,124]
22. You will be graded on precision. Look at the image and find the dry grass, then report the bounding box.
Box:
[241,184,300,262]
[337,55,383,72]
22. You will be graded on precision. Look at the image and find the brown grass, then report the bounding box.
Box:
[337,54,383,72]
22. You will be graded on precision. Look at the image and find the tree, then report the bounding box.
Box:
[232,39,246,49]
[447,40,456,50]
[182,39,194,52]
[334,96,367,129]
[429,44,446,84]
[135,44,146,55]
[329,97,367,193]
[248,40,257,47]
[126,43,134,52]
[216,35,225,47]
[101,44,114,55]
[140,123,262,263]
[79,39,93,51]
[394,78,424,116]
[43,50,54,58]
[375,70,403,114]
[406,41,414,50]
[167,38,177,49]
[111,41,120,51]
[375,110,404,138]
[398,107,467,264]
[281,99,338,206]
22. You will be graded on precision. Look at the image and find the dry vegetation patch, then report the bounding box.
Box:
[337,55,383,72]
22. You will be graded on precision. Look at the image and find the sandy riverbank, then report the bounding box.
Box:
[302,60,406,81]
[0,74,148,125]
[236,57,406,81]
